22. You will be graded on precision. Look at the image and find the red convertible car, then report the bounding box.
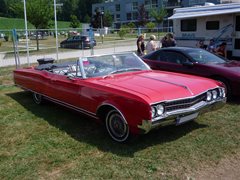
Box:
[14,52,226,142]
[143,47,240,98]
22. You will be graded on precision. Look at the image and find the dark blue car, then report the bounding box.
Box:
[60,35,96,49]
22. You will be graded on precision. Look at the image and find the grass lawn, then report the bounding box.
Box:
[0,17,71,30]
[0,66,240,179]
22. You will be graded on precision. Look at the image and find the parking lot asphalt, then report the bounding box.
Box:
[0,44,136,67]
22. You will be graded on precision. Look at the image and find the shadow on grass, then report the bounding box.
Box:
[8,91,208,157]
[228,96,240,105]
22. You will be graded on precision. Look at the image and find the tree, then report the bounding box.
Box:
[91,8,101,28]
[137,4,148,27]
[58,0,78,21]
[150,8,167,28]
[76,0,88,22]
[58,0,104,22]
[84,14,91,23]
[0,0,7,17]
[69,15,80,28]
[6,0,23,18]
[17,0,54,51]
[150,8,167,38]
[103,11,113,27]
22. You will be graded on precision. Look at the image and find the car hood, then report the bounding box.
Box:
[208,60,240,73]
[60,39,68,44]
[97,71,218,104]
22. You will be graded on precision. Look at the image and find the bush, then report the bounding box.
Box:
[0,41,2,47]
[127,22,136,33]
[145,22,156,32]
[118,25,129,39]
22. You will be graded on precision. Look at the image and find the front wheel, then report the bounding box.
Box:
[33,92,44,105]
[105,109,130,142]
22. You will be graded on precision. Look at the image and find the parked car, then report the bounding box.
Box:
[13,52,226,142]
[142,47,240,98]
[60,35,96,49]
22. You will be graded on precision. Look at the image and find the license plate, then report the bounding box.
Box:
[176,112,199,125]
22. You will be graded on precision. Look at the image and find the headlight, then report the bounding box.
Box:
[212,90,217,99]
[222,88,226,98]
[219,88,223,97]
[151,107,156,118]
[156,104,164,115]
[151,104,165,118]
[206,91,212,101]
[218,88,226,98]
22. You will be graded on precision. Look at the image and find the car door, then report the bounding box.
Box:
[163,50,212,76]
[48,72,83,107]
[144,50,189,72]
[66,37,74,48]
[155,50,193,73]
[146,50,202,75]
[73,36,82,48]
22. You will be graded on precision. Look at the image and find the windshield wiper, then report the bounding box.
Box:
[109,68,142,75]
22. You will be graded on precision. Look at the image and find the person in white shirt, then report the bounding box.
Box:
[146,35,157,54]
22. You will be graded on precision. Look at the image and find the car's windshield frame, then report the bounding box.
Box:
[75,52,150,79]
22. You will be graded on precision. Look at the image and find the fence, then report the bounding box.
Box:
[0,27,172,67]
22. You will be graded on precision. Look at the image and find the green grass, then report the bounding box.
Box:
[0,17,71,30]
[0,17,35,30]
[0,67,240,179]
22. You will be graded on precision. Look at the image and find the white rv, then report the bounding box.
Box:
[169,3,240,58]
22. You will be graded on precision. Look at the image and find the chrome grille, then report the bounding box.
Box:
[164,93,207,112]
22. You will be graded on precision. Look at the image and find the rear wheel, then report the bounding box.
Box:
[105,109,130,142]
[33,92,44,105]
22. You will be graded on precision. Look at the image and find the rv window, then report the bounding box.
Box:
[181,19,196,32]
[236,16,240,31]
[234,39,240,49]
[206,21,219,30]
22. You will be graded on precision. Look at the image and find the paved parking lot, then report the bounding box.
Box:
[0,44,137,67]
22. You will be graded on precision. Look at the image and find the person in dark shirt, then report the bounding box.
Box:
[196,40,207,49]
[161,33,176,48]
[137,34,145,56]
[207,39,216,53]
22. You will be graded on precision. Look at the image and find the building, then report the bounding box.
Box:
[92,0,222,28]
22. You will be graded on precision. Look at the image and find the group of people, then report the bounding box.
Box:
[137,33,176,56]
[137,33,227,59]
[196,39,227,58]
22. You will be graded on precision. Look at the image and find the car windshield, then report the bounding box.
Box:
[77,52,150,78]
[185,49,227,64]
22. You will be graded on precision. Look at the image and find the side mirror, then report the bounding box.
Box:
[182,61,194,67]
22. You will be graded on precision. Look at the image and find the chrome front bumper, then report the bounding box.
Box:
[138,98,226,134]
